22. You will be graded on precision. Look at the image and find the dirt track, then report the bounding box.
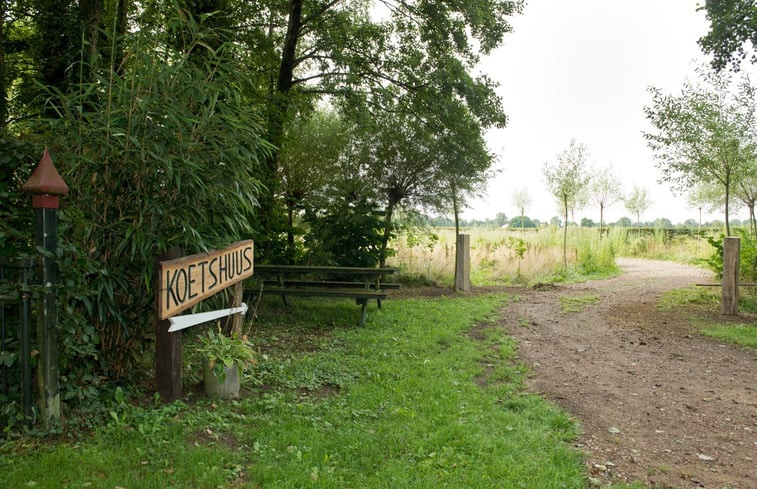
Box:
[500,258,757,489]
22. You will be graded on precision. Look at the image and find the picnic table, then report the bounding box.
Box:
[244,265,399,326]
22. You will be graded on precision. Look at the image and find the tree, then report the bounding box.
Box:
[735,168,757,233]
[644,67,756,236]
[511,186,532,231]
[543,139,591,272]
[591,165,622,234]
[616,216,633,227]
[277,108,348,260]
[509,215,535,229]
[343,90,496,268]
[698,0,757,71]
[253,0,523,259]
[624,186,652,229]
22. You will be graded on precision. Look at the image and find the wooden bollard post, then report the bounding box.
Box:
[722,236,740,315]
[21,148,69,426]
[455,233,471,292]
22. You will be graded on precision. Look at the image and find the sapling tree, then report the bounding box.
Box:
[591,165,622,235]
[543,139,591,272]
[624,186,652,230]
[511,186,532,231]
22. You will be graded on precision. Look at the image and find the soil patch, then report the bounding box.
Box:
[499,258,757,488]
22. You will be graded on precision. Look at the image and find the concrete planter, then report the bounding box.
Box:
[203,361,241,399]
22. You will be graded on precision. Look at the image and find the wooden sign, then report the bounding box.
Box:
[157,240,254,319]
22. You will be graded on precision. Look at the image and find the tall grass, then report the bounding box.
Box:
[388,226,714,286]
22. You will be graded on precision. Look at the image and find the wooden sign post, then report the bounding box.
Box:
[154,240,254,401]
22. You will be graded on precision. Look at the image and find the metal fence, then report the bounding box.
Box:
[0,259,35,419]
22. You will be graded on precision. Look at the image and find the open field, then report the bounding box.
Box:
[388,226,714,286]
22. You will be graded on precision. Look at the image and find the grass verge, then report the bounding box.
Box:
[701,324,757,349]
[1,295,636,488]
[658,286,757,349]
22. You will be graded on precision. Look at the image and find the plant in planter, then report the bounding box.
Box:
[195,327,255,398]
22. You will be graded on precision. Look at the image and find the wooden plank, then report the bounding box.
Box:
[250,287,387,300]
[260,279,401,289]
[255,265,395,275]
[157,240,254,319]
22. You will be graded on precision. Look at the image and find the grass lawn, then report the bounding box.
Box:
[1,294,641,488]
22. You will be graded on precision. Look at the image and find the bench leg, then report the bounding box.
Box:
[357,299,368,326]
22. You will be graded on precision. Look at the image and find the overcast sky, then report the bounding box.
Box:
[464,0,735,225]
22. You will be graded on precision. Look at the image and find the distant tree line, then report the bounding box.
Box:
[418,213,733,230]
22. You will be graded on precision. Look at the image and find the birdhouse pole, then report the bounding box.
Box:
[21,148,69,426]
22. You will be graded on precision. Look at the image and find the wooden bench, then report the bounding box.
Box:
[244,265,398,326]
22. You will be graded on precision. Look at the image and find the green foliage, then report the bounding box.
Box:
[508,215,536,228]
[699,0,757,71]
[575,233,617,275]
[0,134,35,258]
[644,68,756,235]
[4,11,269,386]
[194,327,256,383]
[304,195,386,267]
[702,229,757,282]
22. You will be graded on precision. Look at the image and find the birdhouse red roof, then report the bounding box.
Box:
[22,148,69,196]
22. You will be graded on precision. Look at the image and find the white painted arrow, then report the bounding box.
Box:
[168,303,249,332]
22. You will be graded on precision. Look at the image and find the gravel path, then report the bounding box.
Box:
[500,258,757,488]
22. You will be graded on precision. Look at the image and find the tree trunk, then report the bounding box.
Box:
[259,0,303,259]
[379,199,397,268]
[750,203,756,236]
[0,0,5,128]
[79,0,104,63]
[286,200,295,263]
[453,186,460,288]
[599,202,604,237]
[724,178,731,236]
[562,197,568,273]
[36,0,74,108]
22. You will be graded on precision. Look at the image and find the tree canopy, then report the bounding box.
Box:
[698,0,757,71]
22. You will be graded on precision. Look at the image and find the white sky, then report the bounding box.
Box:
[464,0,741,225]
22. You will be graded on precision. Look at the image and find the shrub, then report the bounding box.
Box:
[703,229,757,282]
[13,11,269,384]
[304,195,386,267]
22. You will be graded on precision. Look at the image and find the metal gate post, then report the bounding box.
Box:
[21,259,33,419]
[22,148,69,426]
